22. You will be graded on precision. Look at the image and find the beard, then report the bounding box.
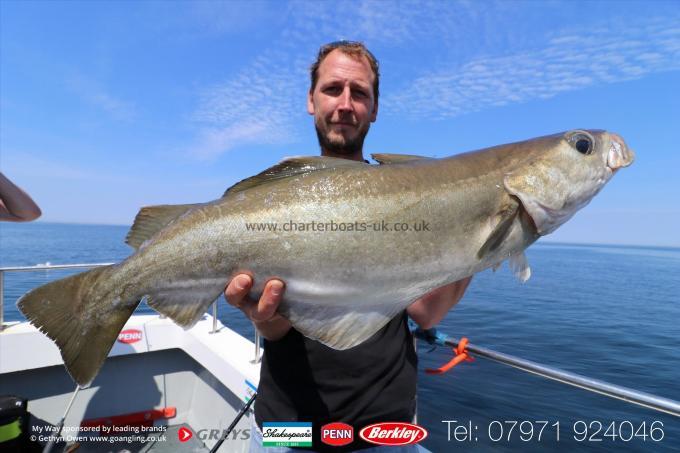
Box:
[315,120,370,156]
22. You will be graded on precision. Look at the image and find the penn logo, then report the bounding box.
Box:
[321,422,353,447]
[359,422,427,446]
[117,329,143,344]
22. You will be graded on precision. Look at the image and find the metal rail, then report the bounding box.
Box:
[0,263,261,361]
[0,263,116,272]
[413,326,680,417]
[0,263,112,331]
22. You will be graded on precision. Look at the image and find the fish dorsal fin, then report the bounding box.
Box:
[126,157,367,249]
[126,203,203,250]
[477,200,520,259]
[224,156,368,196]
[370,153,433,165]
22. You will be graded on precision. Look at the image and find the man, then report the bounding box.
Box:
[225,41,472,452]
[0,172,41,221]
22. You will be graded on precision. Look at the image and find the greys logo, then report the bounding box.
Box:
[197,428,250,441]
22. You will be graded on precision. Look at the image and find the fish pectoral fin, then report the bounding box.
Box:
[126,203,205,250]
[281,301,407,350]
[370,153,434,165]
[224,156,368,196]
[146,282,225,328]
[509,251,531,282]
[477,200,520,259]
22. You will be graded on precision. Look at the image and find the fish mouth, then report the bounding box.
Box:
[607,133,635,171]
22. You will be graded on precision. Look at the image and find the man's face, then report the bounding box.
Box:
[307,49,378,156]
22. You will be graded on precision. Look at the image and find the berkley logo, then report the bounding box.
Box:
[359,422,427,446]
[117,329,143,344]
[321,422,353,447]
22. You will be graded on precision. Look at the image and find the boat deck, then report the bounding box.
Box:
[0,314,259,452]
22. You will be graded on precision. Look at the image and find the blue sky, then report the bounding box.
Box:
[1,1,679,246]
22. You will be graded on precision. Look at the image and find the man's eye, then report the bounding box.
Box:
[324,86,342,95]
[353,90,367,98]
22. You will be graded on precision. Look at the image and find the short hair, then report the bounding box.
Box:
[309,41,380,101]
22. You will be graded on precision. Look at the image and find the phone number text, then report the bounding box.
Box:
[441,420,665,443]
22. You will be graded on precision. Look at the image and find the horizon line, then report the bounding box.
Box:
[3,220,679,251]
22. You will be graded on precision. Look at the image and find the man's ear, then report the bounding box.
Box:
[307,90,315,116]
[370,100,378,122]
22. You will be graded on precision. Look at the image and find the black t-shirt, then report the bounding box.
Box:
[255,311,418,452]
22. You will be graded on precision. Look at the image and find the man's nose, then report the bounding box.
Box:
[337,86,353,112]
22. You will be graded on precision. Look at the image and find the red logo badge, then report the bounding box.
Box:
[178,426,193,442]
[359,422,427,446]
[321,422,354,447]
[117,329,143,344]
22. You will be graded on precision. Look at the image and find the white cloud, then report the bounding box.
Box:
[187,2,680,157]
[383,16,680,118]
[66,74,136,120]
[187,46,305,159]
[190,118,292,161]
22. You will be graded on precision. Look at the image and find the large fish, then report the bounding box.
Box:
[18,129,633,386]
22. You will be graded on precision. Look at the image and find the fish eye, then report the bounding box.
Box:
[569,133,593,155]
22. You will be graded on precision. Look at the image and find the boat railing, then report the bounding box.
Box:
[0,263,262,363]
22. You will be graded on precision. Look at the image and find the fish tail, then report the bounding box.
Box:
[17,265,140,386]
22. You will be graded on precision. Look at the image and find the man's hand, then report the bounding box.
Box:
[224,274,292,341]
[0,172,41,222]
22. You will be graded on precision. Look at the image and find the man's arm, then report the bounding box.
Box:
[0,172,42,221]
[407,276,472,329]
[224,274,292,341]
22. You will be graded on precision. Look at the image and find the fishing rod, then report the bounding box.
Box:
[42,385,82,453]
[410,323,680,418]
[210,393,257,453]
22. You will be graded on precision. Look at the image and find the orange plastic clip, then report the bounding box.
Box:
[425,337,474,375]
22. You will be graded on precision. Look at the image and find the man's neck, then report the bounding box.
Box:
[321,149,365,162]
